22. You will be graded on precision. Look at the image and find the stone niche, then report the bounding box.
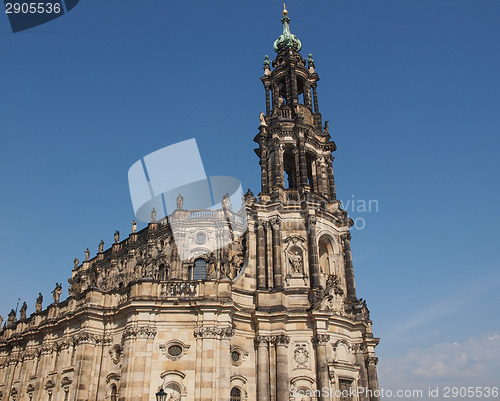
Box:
[284,236,308,287]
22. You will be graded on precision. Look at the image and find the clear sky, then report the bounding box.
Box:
[1,0,499,397]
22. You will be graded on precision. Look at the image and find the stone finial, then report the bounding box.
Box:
[114,230,120,244]
[84,248,90,261]
[36,293,43,312]
[131,219,137,233]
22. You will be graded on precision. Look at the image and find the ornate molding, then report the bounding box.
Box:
[311,334,330,345]
[193,326,234,339]
[122,325,157,340]
[271,334,290,346]
[365,356,378,366]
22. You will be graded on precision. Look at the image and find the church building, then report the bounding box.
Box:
[0,7,380,401]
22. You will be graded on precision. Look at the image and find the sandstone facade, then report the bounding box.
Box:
[0,9,380,401]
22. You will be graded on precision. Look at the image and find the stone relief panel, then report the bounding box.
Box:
[293,343,310,369]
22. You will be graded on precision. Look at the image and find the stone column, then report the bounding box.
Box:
[255,336,271,401]
[290,62,298,106]
[272,82,279,114]
[256,221,267,290]
[298,137,309,188]
[366,357,380,401]
[312,82,319,113]
[260,147,269,195]
[304,82,312,109]
[271,218,283,289]
[274,335,290,401]
[312,334,330,401]
[326,156,336,200]
[307,216,320,288]
[217,328,234,401]
[271,140,284,190]
[341,233,357,301]
[354,345,369,401]
[266,221,274,289]
[73,333,99,401]
[265,85,271,115]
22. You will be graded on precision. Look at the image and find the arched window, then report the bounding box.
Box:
[230,387,242,401]
[109,384,118,401]
[193,259,207,280]
[318,234,335,275]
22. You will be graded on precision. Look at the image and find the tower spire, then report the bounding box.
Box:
[273,5,302,53]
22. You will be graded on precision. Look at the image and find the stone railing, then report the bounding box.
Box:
[160,281,198,297]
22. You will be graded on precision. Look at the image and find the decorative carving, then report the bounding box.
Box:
[366,356,378,366]
[73,258,79,269]
[254,335,272,347]
[114,230,120,244]
[293,343,309,368]
[84,248,90,261]
[288,249,302,273]
[311,334,330,345]
[271,334,290,346]
[121,325,157,340]
[131,219,137,233]
[230,346,248,367]
[193,326,234,339]
[109,344,122,364]
[98,239,104,253]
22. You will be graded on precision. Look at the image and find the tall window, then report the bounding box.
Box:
[230,387,242,401]
[110,384,118,401]
[193,259,207,280]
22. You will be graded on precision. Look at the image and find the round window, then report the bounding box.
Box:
[196,233,207,244]
[167,345,182,357]
[231,350,240,362]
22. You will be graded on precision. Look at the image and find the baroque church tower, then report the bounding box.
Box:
[0,7,380,401]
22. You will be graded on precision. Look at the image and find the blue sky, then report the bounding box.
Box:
[1,0,499,395]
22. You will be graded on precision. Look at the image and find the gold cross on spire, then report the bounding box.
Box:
[282,3,288,16]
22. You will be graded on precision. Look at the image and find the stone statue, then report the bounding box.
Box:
[84,248,90,261]
[131,219,137,233]
[7,309,16,326]
[73,258,79,269]
[176,194,183,210]
[220,258,231,280]
[98,239,104,253]
[222,193,231,210]
[206,257,216,278]
[52,283,62,304]
[20,302,27,320]
[0,315,3,329]
[36,293,43,312]
[114,230,120,244]
[289,250,302,273]
[151,208,156,223]
[259,111,267,127]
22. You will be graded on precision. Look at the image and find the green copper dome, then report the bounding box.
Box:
[273,6,302,53]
